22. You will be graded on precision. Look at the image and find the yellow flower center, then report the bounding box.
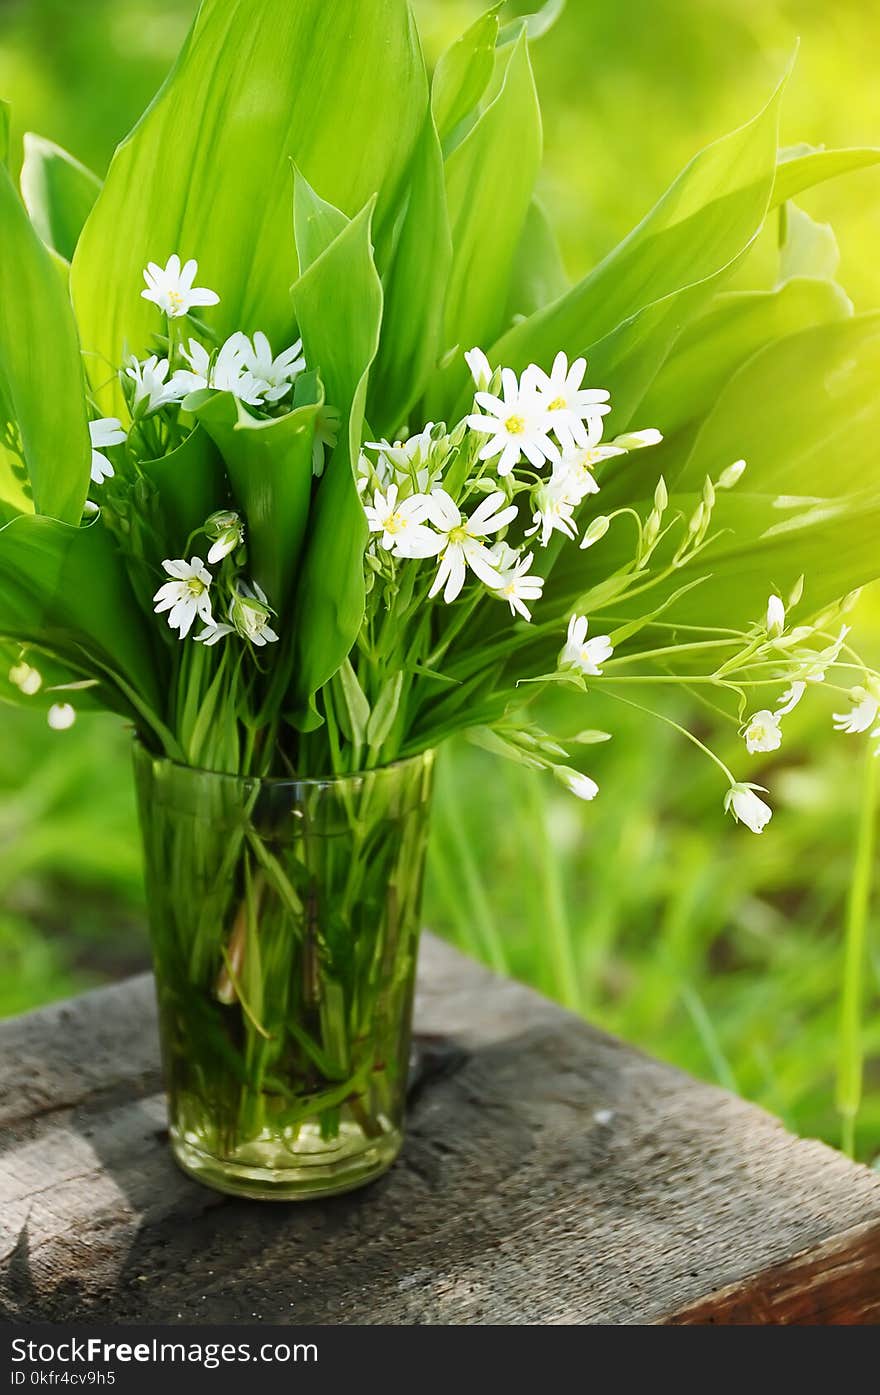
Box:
[549,396,567,412]
[187,578,206,597]
[384,511,405,535]
[448,524,469,545]
[505,414,526,436]
[167,288,185,312]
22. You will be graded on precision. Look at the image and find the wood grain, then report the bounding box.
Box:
[2,935,879,1325]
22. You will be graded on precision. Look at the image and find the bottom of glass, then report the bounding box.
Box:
[170,1122,403,1201]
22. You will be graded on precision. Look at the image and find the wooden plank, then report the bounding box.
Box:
[2,934,879,1325]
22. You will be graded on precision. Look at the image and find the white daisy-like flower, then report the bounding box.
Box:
[363,484,437,557]
[467,368,559,477]
[724,782,773,834]
[153,557,214,640]
[465,347,493,391]
[526,460,583,548]
[743,709,783,754]
[424,490,518,604]
[559,615,614,677]
[47,703,76,731]
[228,581,279,647]
[175,337,265,407]
[141,255,220,319]
[833,688,880,735]
[525,352,611,450]
[238,331,306,403]
[766,594,786,638]
[489,542,545,622]
[89,418,126,484]
[125,355,190,415]
[555,766,600,802]
[775,681,806,716]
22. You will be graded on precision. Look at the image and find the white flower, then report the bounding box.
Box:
[525,352,611,450]
[766,594,786,638]
[237,331,306,403]
[47,703,76,731]
[8,662,42,696]
[465,347,493,391]
[228,581,279,647]
[467,368,559,477]
[195,622,235,648]
[125,355,190,415]
[489,543,545,622]
[526,460,583,548]
[365,424,438,487]
[743,709,783,754]
[205,510,244,565]
[175,336,265,407]
[724,782,773,834]
[363,484,437,557]
[425,490,518,604]
[775,681,806,716]
[833,688,880,735]
[153,557,214,640]
[559,615,613,677]
[141,255,220,318]
[611,429,663,452]
[556,766,600,802]
[89,418,126,484]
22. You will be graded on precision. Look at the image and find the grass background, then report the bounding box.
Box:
[1,0,878,1160]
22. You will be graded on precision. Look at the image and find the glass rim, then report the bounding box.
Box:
[131,737,435,791]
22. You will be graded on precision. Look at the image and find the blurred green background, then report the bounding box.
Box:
[1,0,878,1159]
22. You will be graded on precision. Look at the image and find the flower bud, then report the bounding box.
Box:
[717,459,747,490]
[580,515,611,550]
[9,662,42,696]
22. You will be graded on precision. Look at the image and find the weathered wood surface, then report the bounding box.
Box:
[2,935,879,1326]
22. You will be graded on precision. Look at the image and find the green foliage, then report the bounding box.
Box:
[20,134,101,262]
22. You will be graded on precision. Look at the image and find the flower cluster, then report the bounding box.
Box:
[151,511,279,650]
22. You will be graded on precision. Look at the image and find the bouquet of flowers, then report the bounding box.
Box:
[2,0,879,1197]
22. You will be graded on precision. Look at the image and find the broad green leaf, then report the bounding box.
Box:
[675,313,880,499]
[492,74,787,385]
[0,102,9,168]
[20,134,101,262]
[637,277,851,446]
[369,111,452,435]
[336,657,371,749]
[0,163,91,523]
[499,0,567,44]
[438,33,541,401]
[367,671,404,751]
[292,170,349,275]
[505,199,569,324]
[141,423,228,555]
[772,146,880,208]
[289,204,384,719]
[0,512,163,712]
[72,0,427,412]
[431,6,501,149]
[192,392,320,611]
[778,204,839,283]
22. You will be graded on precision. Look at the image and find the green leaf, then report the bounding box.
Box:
[71,0,428,412]
[369,111,452,435]
[367,671,404,751]
[141,422,228,554]
[431,6,501,149]
[292,169,349,276]
[492,73,787,395]
[0,512,163,712]
[778,204,839,283]
[289,203,384,720]
[499,0,567,44]
[0,102,10,169]
[436,32,541,408]
[20,134,101,263]
[336,658,371,749]
[0,162,91,523]
[192,392,320,611]
[505,198,569,324]
[636,276,851,446]
[772,146,880,208]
